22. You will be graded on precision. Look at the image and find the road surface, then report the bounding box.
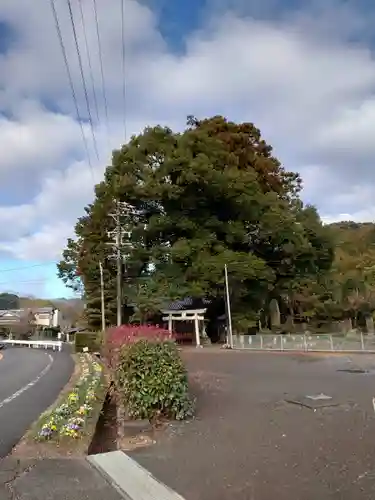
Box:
[0,347,73,457]
[131,349,375,500]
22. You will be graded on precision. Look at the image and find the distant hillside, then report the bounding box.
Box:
[0,293,20,310]
[0,293,84,313]
[52,298,84,309]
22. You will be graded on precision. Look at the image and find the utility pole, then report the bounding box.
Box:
[99,261,105,332]
[224,264,233,348]
[115,205,122,327]
[108,200,136,327]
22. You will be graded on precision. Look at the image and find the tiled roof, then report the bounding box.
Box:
[0,309,22,317]
[0,307,53,316]
[165,297,211,311]
[34,307,54,313]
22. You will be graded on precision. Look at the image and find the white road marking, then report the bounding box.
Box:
[0,354,53,409]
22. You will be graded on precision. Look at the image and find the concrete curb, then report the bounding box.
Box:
[88,450,185,500]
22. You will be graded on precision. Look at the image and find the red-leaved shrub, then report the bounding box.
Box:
[103,324,172,370]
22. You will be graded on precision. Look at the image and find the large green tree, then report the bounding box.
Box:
[58,116,334,331]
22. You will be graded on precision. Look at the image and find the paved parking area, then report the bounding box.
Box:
[130,349,375,500]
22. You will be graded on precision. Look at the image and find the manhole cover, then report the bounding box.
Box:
[306,393,332,401]
[338,368,367,374]
[285,394,340,410]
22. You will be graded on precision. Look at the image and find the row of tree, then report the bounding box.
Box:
[58,116,374,335]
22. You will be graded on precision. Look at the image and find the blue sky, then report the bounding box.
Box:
[0,259,69,298]
[1,0,375,298]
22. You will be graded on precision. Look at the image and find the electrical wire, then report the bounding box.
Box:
[78,0,100,124]
[0,263,57,274]
[0,279,48,286]
[92,0,110,148]
[49,0,95,182]
[66,0,100,162]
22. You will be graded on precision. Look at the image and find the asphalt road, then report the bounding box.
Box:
[0,347,74,458]
[130,349,375,500]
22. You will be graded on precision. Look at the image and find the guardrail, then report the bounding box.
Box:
[233,333,375,353]
[2,339,63,351]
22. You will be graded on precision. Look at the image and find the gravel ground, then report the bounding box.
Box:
[129,349,375,500]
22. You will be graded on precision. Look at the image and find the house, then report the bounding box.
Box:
[0,307,63,330]
[0,309,24,326]
[0,309,36,338]
[33,307,61,328]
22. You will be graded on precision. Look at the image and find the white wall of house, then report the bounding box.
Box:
[53,309,60,328]
[34,313,52,327]
[34,309,62,328]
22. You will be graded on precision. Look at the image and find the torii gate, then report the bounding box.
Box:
[161,308,207,347]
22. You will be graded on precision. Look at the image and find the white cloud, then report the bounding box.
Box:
[0,0,375,287]
[0,222,73,261]
[0,101,84,175]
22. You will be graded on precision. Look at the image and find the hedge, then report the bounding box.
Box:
[116,340,195,421]
[75,332,101,353]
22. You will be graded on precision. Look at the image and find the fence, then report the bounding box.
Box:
[233,333,375,353]
[2,339,63,351]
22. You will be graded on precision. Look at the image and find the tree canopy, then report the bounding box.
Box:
[59,116,361,333]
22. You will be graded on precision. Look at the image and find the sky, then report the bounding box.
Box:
[0,0,375,298]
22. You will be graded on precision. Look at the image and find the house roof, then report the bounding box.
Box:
[0,309,25,325]
[34,307,54,314]
[165,297,211,311]
[0,307,54,316]
[0,309,22,318]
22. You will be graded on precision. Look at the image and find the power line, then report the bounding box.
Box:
[0,263,57,274]
[0,279,49,286]
[120,0,127,142]
[66,0,100,162]
[92,0,110,148]
[49,0,95,183]
[78,0,100,124]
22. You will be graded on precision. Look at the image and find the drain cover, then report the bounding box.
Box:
[306,393,332,401]
[285,394,339,410]
[338,368,367,374]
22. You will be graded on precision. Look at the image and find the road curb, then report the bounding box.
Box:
[88,450,185,500]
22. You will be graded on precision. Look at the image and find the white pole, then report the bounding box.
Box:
[194,316,201,348]
[224,264,234,348]
[99,261,106,332]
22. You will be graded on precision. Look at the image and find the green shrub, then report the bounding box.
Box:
[117,340,195,421]
[75,332,101,353]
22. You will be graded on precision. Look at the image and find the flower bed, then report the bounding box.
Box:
[36,354,104,441]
